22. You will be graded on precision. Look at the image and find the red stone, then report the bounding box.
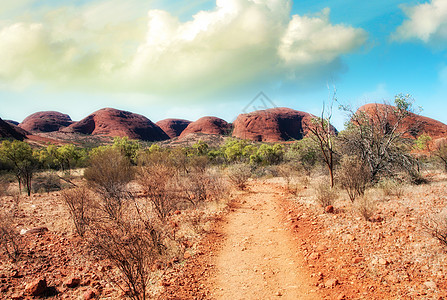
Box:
[180,117,231,138]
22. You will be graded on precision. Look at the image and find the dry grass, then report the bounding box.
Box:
[62,187,91,237]
[0,212,23,261]
[377,178,404,198]
[227,163,251,190]
[314,180,339,208]
[354,195,376,221]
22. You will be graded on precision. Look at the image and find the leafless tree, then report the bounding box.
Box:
[308,87,338,187]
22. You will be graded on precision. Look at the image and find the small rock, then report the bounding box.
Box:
[325,205,334,213]
[25,277,48,296]
[65,277,81,288]
[424,281,437,289]
[337,293,346,300]
[378,258,389,266]
[309,252,320,260]
[352,257,364,264]
[23,227,49,235]
[184,252,192,260]
[276,291,282,296]
[324,278,339,288]
[84,289,97,300]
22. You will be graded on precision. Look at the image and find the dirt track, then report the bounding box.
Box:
[209,182,320,299]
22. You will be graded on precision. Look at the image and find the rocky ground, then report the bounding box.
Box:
[1,173,447,299]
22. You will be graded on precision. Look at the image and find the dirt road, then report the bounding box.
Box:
[209,182,320,299]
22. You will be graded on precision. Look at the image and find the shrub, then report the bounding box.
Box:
[355,195,376,221]
[227,163,252,190]
[0,213,23,261]
[424,212,447,247]
[137,163,181,222]
[89,220,160,300]
[377,178,404,198]
[62,187,91,237]
[276,164,299,194]
[337,155,370,202]
[315,180,338,208]
[84,148,134,220]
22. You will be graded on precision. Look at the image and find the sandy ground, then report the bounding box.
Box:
[210,183,320,299]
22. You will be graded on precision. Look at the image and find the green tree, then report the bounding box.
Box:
[112,137,141,164]
[0,140,38,196]
[339,94,419,182]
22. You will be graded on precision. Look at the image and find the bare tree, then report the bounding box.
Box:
[307,87,338,187]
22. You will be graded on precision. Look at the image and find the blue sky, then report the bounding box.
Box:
[0,0,446,130]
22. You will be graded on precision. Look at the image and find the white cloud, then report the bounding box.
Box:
[393,0,447,46]
[0,0,367,97]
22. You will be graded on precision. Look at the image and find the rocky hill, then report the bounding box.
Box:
[180,117,231,138]
[19,111,73,132]
[62,108,169,141]
[232,107,337,142]
[156,119,191,139]
[0,118,27,140]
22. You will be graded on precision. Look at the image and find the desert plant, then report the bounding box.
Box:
[434,138,447,171]
[377,178,404,198]
[339,94,420,182]
[276,164,299,194]
[62,187,91,237]
[0,140,38,196]
[84,148,134,220]
[0,213,23,261]
[337,155,370,202]
[315,180,338,208]
[355,195,376,221]
[137,163,181,222]
[227,163,251,190]
[424,212,447,247]
[89,220,160,300]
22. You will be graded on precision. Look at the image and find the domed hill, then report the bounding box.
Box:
[179,117,231,138]
[357,103,447,139]
[19,111,73,132]
[62,108,169,141]
[232,107,337,142]
[0,118,27,140]
[156,119,191,139]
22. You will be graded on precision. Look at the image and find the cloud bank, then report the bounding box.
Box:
[0,0,367,96]
[393,0,447,48]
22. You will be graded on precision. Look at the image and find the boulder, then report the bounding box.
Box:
[63,108,169,141]
[25,277,47,296]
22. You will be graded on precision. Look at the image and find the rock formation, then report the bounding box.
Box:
[232,107,335,142]
[19,111,72,132]
[156,119,191,139]
[180,117,231,138]
[63,108,169,141]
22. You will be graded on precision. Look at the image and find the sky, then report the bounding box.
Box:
[0,0,447,130]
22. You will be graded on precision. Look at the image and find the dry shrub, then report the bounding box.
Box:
[179,168,228,208]
[227,163,251,190]
[276,164,299,194]
[137,163,182,222]
[355,195,376,221]
[424,211,447,247]
[337,155,370,202]
[84,148,134,220]
[0,212,23,261]
[377,178,404,198]
[315,180,338,208]
[89,220,160,300]
[62,187,91,237]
